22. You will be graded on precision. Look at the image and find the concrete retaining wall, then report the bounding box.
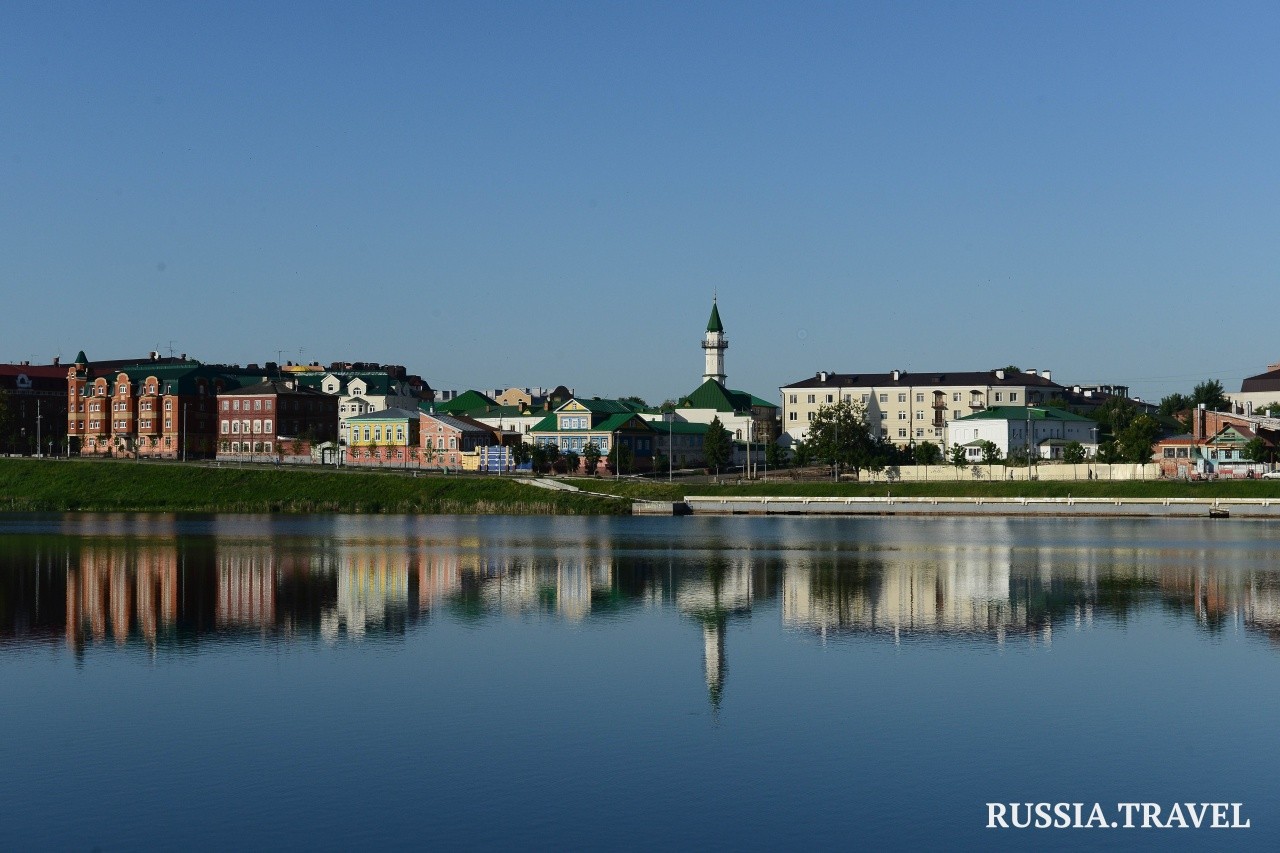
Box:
[682,495,1280,518]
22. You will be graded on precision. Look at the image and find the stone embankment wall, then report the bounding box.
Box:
[848,463,1161,483]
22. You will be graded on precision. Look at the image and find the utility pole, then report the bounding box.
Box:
[36,400,41,458]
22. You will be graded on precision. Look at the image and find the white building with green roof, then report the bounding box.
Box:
[947,406,1098,461]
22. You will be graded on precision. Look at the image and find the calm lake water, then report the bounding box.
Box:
[2,513,1279,851]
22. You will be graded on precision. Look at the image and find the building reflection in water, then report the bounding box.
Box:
[6,521,1280,680]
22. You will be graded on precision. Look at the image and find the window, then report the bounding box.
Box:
[916,394,924,403]
[807,394,815,404]
[898,411,907,420]
[994,392,1003,402]
[1009,393,1018,402]
[898,393,906,403]
[843,394,851,402]
[952,410,960,420]
[898,429,907,438]
[265,400,273,411]
[233,400,240,411]
[879,412,887,420]
[861,394,869,403]
[264,419,272,433]
[254,399,262,411]
[915,411,924,420]
[916,429,924,438]
[826,394,833,403]
[222,420,230,434]
[789,395,797,404]
[952,393,961,402]
[807,412,815,422]
[788,412,797,421]
[1164,448,1176,458]
[879,394,888,403]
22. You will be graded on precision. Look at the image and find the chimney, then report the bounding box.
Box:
[1194,403,1207,441]
[891,369,900,381]
[150,351,159,361]
[1042,370,1051,381]
[1026,369,1037,376]
[818,371,828,382]
[995,369,1005,380]
[53,356,60,366]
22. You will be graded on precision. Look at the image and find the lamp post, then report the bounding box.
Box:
[35,401,41,458]
[182,402,189,462]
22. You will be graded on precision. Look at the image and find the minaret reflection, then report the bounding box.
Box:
[677,552,754,711]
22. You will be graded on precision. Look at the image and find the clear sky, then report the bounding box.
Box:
[4,1,1278,405]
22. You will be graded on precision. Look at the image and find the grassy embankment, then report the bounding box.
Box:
[0,458,627,515]
[568,476,1280,502]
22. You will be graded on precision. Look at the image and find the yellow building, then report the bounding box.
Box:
[343,406,420,466]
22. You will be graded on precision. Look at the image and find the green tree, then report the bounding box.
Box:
[949,443,968,468]
[530,443,548,473]
[1093,397,1138,435]
[702,417,732,475]
[979,441,1002,464]
[583,441,601,475]
[804,400,880,480]
[512,441,532,468]
[620,395,648,408]
[1190,379,1228,412]
[1116,414,1161,463]
[765,440,788,470]
[607,442,633,475]
[911,440,942,466]
[543,442,561,473]
[562,449,580,474]
[791,438,813,467]
[1097,440,1124,464]
[1158,392,1191,419]
[1063,441,1086,464]
[1243,436,1270,464]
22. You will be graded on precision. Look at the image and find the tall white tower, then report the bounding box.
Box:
[702,297,728,384]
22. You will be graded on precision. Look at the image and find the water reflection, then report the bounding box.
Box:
[5,516,1280,676]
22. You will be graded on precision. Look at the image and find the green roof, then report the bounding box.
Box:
[344,407,419,422]
[107,362,255,395]
[74,351,88,364]
[957,406,1094,423]
[647,420,709,436]
[678,379,777,413]
[436,389,498,414]
[706,299,723,333]
[529,410,655,434]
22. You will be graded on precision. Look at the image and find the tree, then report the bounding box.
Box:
[949,443,968,468]
[1097,440,1123,464]
[511,441,531,469]
[1001,365,1021,374]
[791,438,814,467]
[979,441,1002,464]
[619,396,648,408]
[607,442,633,475]
[1116,414,1161,463]
[543,442,561,473]
[804,400,880,480]
[913,441,941,466]
[583,441,601,475]
[1243,436,1271,465]
[562,449,580,474]
[1063,441,1086,464]
[1159,392,1191,419]
[765,441,788,470]
[702,417,732,475]
[1093,397,1138,435]
[1190,379,1228,412]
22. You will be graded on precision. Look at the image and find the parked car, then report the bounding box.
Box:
[1263,471,1280,480]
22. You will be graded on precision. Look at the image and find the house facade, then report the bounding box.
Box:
[529,397,658,473]
[945,406,1098,461]
[1228,361,1280,416]
[419,410,498,471]
[1,360,68,455]
[343,407,421,467]
[215,380,338,462]
[66,353,252,459]
[780,368,1067,448]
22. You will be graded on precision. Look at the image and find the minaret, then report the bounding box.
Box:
[701,297,728,384]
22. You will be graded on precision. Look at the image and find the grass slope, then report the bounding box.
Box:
[0,459,626,515]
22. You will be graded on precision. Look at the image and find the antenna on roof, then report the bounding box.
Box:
[167,340,176,358]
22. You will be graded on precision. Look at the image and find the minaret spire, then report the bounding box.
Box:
[702,296,727,383]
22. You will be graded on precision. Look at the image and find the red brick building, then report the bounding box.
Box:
[67,352,255,459]
[216,379,339,462]
[1,360,68,455]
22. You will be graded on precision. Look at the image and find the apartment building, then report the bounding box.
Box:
[780,368,1066,448]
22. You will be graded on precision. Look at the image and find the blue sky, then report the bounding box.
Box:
[4,1,1278,405]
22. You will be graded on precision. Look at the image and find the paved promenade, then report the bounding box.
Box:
[682,495,1280,518]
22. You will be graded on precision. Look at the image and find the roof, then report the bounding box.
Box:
[91,362,258,395]
[955,406,1095,423]
[344,406,420,422]
[706,299,724,333]
[678,379,777,413]
[647,420,709,436]
[223,379,333,397]
[529,410,655,434]
[558,397,639,415]
[782,369,1064,390]
[421,411,493,435]
[435,389,499,415]
[1240,368,1280,394]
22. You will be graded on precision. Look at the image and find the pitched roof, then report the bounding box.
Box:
[1241,368,1280,394]
[956,406,1095,423]
[345,406,420,422]
[679,379,776,412]
[782,370,1064,390]
[435,389,499,414]
[706,299,724,333]
[647,420,709,436]
[421,411,493,435]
